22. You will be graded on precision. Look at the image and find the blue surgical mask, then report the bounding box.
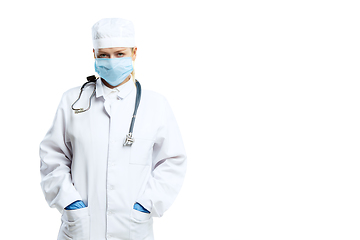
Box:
[95,57,133,86]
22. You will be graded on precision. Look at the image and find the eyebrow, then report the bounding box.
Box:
[97,49,127,54]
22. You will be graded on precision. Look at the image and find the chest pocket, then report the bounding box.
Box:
[130,138,154,165]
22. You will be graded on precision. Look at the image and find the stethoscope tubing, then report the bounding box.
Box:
[71,76,141,146]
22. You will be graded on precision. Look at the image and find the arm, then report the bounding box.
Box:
[137,97,187,218]
[39,93,83,213]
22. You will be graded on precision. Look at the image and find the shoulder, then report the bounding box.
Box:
[63,85,82,98]
[60,84,95,105]
[140,88,177,121]
[141,88,173,111]
[54,85,91,113]
[141,89,168,103]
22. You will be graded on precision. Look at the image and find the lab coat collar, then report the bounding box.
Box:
[95,75,135,100]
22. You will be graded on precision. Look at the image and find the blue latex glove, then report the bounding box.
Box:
[133,202,150,214]
[65,200,86,210]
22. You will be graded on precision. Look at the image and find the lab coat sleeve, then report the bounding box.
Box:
[137,97,187,218]
[39,93,82,213]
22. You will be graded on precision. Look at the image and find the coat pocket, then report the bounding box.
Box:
[58,207,90,240]
[130,208,153,240]
[131,208,151,223]
[130,138,154,166]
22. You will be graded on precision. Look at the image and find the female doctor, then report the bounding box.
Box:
[40,18,187,240]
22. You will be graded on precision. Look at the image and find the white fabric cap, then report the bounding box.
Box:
[92,18,135,49]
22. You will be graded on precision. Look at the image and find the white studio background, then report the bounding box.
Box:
[0,0,359,239]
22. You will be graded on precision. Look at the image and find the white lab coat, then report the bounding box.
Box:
[40,77,187,240]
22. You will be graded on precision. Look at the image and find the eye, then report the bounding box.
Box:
[98,54,109,58]
[117,52,124,57]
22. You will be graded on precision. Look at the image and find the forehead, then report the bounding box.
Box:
[97,47,129,52]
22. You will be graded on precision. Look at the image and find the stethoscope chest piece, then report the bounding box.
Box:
[123,133,134,146]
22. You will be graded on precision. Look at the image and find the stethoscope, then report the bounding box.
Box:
[71,75,141,147]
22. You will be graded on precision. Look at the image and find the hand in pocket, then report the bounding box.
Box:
[59,207,90,240]
[133,202,150,213]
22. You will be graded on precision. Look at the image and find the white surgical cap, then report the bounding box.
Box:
[92,18,135,49]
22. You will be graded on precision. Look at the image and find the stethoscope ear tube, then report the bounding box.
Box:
[71,77,97,114]
[123,80,141,146]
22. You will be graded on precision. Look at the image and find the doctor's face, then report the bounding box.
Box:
[93,47,137,61]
